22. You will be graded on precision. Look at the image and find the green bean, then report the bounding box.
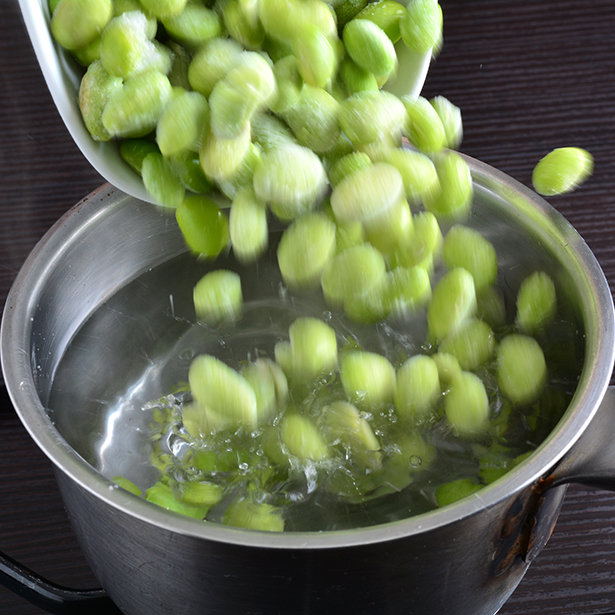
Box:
[156,90,209,157]
[340,351,396,408]
[280,414,330,461]
[442,224,497,291]
[380,265,431,316]
[209,53,276,139]
[169,149,214,194]
[334,0,368,28]
[218,142,262,199]
[515,271,557,334]
[400,0,443,54]
[354,0,407,43]
[439,318,495,371]
[431,95,463,150]
[277,212,337,288]
[251,112,298,152]
[229,186,268,263]
[175,195,230,257]
[321,243,386,308]
[193,270,242,324]
[475,285,506,329]
[222,499,285,531]
[258,0,337,45]
[432,352,461,385]
[339,90,406,147]
[339,58,379,96]
[363,197,412,254]
[391,210,442,270]
[329,151,372,188]
[402,95,446,153]
[139,0,187,20]
[497,334,547,405]
[375,148,438,204]
[102,69,172,138]
[269,56,303,114]
[188,354,258,429]
[179,481,224,507]
[333,218,365,254]
[444,371,489,436]
[241,358,287,422]
[142,152,185,207]
[112,475,142,496]
[435,478,483,508]
[427,268,476,341]
[283,85,341,154]
[100,11,168,79]
[72,34,102,66]
[293,23,337,88]
[161,3,222,49]
[532,147,594,196]
[119,138,160,175]
[51,0,113,51]
[321,401,381,470]
[343,18,397,80]
[78,60,123,141]
[223,0,265,50]
[200,123,251,183]
[394,354,441,422]
[252,144,328,221]
[145,482,210,518]
[188,37,243,97]
[423,151,473,223]
[330,162,404,223]
[283,317,339,381]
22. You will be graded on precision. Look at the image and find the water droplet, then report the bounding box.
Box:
[409,455,422,469]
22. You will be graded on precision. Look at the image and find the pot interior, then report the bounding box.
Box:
[4,156,614,537]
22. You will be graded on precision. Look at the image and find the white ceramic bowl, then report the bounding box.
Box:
[19,0,432,205]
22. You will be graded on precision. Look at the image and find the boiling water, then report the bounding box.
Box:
[48,236,581,531]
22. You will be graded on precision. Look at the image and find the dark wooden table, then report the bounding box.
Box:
[1,0,615,613]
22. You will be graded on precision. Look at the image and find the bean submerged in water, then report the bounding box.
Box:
[188,354,258,430]
[427,268,477,341]
[394,354,441,422]
[444,371,489,436]
[497,334,547,406]
[515,271,557,334]
[340,351,396,408]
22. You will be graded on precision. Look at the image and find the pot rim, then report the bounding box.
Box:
[2,155,614,550]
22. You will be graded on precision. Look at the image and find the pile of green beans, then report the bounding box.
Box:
[50,0,591,531]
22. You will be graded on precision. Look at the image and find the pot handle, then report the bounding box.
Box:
[548,385,615,490]
[0,549,122,615]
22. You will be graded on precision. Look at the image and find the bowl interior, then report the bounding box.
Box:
[19,0,432,206]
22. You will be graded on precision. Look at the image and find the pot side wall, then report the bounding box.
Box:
[54,468,569,615]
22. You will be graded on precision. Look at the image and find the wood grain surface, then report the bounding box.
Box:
[1,0,614,613]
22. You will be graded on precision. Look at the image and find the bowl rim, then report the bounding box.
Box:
[2,154,614,549]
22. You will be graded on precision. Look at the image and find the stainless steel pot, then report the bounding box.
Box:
[2,156,614,615]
